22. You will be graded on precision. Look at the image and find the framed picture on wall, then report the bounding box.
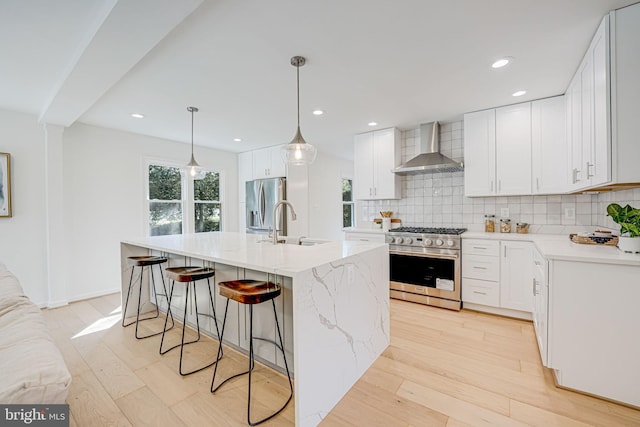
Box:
[0,152,12,217]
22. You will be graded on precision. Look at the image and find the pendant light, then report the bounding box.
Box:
[282,56,317,165]
[185,106,205,179]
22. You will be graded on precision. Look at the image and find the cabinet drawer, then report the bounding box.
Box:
[462,278,500,307]
[462,254,499,281]
[344,232,386,243]
[463,239,500,256]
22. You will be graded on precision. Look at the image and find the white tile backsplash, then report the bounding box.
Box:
[356,121,640,234]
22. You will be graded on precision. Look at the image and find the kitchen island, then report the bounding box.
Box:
[120,232,389,427]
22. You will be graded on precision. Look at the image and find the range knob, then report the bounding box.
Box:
[435,239,444,246]
[404,237,413,244]
[422,238,433,247]
[394,237,404,244]
[447,240,455,247]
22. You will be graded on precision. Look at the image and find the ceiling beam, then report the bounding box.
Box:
[39,0,203,126]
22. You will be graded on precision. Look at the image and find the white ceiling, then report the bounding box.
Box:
[1,0,637,160]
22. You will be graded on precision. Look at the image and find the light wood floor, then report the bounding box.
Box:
[42,293,640,426]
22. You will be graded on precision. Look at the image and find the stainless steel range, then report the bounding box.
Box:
[386,227,466,311]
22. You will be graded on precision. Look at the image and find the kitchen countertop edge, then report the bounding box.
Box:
[463,232,640,266]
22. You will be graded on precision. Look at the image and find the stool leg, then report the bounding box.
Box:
[157,264,174,330]
[211,299,234,392]
[247,299,293,426]
[159,280,176,355]
[122,267,136,327]
[206,278,223,360]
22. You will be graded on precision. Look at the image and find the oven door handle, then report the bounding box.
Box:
[389,250,459,260]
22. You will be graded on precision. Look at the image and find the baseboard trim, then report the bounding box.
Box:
[68,288,121,304]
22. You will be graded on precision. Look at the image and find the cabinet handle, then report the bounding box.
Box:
[536,177,540,191]
[572,168,580,184]
[534,260,542,266]
[473,291,488,295]
[504,246,507,258]
[472,266,487,270]
[498,180,501,193]
[586,162,594,178]
[473,246,487,249]
[373,187,377,196]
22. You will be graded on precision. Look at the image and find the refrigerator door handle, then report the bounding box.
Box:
[259,181,266,228]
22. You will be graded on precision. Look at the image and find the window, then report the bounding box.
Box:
[148,165,183,236]
[193,171,221,232]
[342,178,354,228]
[147,163,222,236]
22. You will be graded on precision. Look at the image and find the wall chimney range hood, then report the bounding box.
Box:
[392,121,464,175]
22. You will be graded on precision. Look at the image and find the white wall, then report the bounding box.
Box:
[62,123,239,302]
[0,109,49,304]
[0,109,239,306]
[308,151,353,240]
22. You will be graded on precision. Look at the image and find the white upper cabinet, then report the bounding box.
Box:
[464,102,531,197]
[609,3,640,187]
[354,128,401,200]
[463,109,496,196]
[567,17,611,191]
[253,146,287,179]
[532,96,568,194]
[495,103,532,195]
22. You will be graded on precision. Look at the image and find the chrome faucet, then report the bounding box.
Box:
[272,200,297,244]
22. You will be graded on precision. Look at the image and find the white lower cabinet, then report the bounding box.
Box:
[532,247,548,365]
[500,241,534,312]
[462,238,534,316]
[344,231,386,243]
[548,260,640,407]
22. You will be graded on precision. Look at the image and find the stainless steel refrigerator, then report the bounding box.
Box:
[245,177,287,235]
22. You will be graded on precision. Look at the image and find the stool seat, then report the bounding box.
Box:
[128,255,168,267]
[165,266,216,283]
[122,255,173,339]
[218,280,281,305]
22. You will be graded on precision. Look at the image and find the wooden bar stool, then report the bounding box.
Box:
[210,279,293,426]
[122,255,174,339]
[160,266,223,376]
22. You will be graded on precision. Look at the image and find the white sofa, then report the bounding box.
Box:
[0,262,71,403]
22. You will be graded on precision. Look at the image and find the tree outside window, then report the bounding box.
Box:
[148,164,222,236]
[342,178,354,228]
[194,171,221,232]
[149,165,182,236]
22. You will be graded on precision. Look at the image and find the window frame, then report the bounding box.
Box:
[342,177,355,228]
[144,158,224,236]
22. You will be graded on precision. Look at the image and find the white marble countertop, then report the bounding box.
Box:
[463,231,640,266]
[122,232,387,275]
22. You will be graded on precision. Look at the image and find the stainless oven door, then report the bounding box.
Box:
[389,250,461,302]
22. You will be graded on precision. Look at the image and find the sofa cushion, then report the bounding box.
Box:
[0,265,72,404]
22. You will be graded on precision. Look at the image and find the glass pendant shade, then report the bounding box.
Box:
[282,56,317,165]
[185,106,205,179]
[282,126,317,165]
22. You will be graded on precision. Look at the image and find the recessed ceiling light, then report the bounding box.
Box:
[312,109,324,116]
[491,57,512,69]
[368,122,378,127]
[512,90,527,97]
[233,138,242,142]
[131,113,144,119]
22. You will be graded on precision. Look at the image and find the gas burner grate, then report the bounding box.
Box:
[389,227,467,235]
